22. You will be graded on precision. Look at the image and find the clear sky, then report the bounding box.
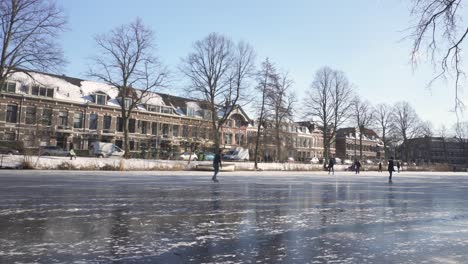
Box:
[58,0,463,133]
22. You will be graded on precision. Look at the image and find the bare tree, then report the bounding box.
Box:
[351,97,373,160]
[454,120,468,163]
[409,0,467,112]
[304,67,353,164]
[253,58,276,169]
[0,0,66,88]
[88,18,168,158]
[265,71,295,162]
[374,103,394,160]
[392,101,421,161]
[181,33,255,155]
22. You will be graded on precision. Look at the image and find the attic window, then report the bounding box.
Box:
[187,107,195,117]
[146,104,160,112]
[2,81,16,93]
[161,106,172,114]
[31,85,54,98]
[95,93,107,105]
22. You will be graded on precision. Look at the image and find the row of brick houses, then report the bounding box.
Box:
[401,136,468,165]
[1,70,387,162]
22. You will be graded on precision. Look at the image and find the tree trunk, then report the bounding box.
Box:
[359,131,363,160]
[276,127,281,162]
[254,109,265,169]
[123,113,130,159]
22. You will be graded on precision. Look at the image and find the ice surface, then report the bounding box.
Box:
[1,171,468,263]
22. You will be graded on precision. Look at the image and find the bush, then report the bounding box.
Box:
[56,161,76,170]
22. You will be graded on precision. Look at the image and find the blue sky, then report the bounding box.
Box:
[59,0,461,132]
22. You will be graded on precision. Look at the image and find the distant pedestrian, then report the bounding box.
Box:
[328,157,335,175]
[388,156,395,183]
[212,150,222,183]
[378,162,382,172]
[354,160,361,174]
[69,143,76,160]
[396,161,401,173]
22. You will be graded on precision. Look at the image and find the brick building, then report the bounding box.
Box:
[0,71,250,157]
[403,136,468,165]
[335,127,384,162]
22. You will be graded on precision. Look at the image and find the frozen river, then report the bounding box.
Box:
[1,170,468,263]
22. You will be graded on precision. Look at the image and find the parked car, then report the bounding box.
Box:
[179,152,198,161]
[223,147,249,161]
[287,157,295,163]
[202,152,215,161]
[90,142,125,158]
[40,146,68,156]
[0,146,20,155]
[307,157,320,164]
[343,159,353,165]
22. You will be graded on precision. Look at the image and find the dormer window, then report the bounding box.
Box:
[95,93,107,105]
[187,107,195,117]
[1,81,16,93]
[146,104,160,112]
[31,85,54,98]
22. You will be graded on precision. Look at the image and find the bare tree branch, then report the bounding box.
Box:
[0,0,66,88]
[409,0,467,114]
[88,18,168,157]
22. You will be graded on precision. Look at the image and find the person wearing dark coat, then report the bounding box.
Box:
[396,161,401,173]
[354,160,361,174]
[378,162,382,172]
[212,150,222,183]
[388,157,395,183]
[328,157,335,175]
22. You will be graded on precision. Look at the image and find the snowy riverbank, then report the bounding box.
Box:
[0,154,461,172]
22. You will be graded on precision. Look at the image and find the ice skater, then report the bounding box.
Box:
[69,143,76,160]
[212,150,222,183]
[328,157,335,175]
[378,162,382,172]
[354,160,361,174]
[388,156,395,183]
[396,161,401,173]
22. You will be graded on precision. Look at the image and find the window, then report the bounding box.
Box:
[89,113,98,130]
[162,124,169,136]
[31,85,54,97]
[146,105,160,112]
[151,122,158,135]
[2,81,16,93]
[224,133,233,145]
[73,112,83,128]
[191,127,198,138]
[141,121,148,134]
[6,105,18,123]
[201,127,206,139]
[182,125,189,137]
[236,134,243,145]
[42,108,53,126]
[128,119,136,133]
[4,132,15,141]
[173,125,179,137]
[58,111,68,127]
[124,98,132,110]
[95,93,107,105]
[161,106,172,114]
[103,115,112,130]
[25,107,36,125]
[187,107,195,117]
[117,117,123,132]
